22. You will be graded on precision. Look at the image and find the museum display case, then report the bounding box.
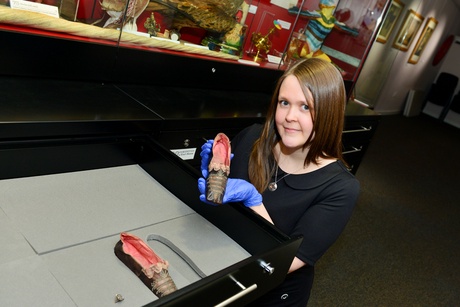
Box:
[0,0,391,95]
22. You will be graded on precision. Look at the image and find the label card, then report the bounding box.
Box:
[170,148,197,161]
[10,0,59,18]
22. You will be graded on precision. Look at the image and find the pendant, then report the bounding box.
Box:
[268,182,277,192]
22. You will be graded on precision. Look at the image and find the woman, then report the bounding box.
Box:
[198,58,360,306]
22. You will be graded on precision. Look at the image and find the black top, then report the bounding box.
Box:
[230,124,360,306]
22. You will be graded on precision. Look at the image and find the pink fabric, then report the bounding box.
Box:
[120,232,163,268]
[209,133,231,175]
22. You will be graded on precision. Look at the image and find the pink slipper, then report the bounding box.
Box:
[114,232,177,297]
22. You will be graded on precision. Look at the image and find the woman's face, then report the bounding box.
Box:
[275,75,314,152]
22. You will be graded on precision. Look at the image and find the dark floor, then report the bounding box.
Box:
[308,114,460,306]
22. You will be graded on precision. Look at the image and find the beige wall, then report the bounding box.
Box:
[355,0,460,114]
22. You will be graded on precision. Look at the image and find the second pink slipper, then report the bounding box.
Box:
[114,232,177,297]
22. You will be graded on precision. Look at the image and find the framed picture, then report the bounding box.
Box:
[392,9,424,52]
[377,0,405,44]
[408,17,438,64]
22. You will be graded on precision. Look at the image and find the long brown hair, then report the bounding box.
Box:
[249,58,347,192]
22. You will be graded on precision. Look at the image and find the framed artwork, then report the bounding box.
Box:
[408,17,438,64]
[377,0,405,44]
[392,9,424,52]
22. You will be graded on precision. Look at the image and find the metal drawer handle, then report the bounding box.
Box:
[343,126,372,133]
[259,260,275,275]
[343,146,363,154]
[214,276,258,307]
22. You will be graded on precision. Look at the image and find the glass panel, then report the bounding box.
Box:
[0,0,390,87]
[321,0,388,82]
[280,0,389,83]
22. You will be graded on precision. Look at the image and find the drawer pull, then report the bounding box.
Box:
[343,146,363,154]
[343,126,372,133]
[214,276,258,307]
[259,260,275,275]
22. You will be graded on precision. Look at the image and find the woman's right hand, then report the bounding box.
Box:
[198,177,262,208]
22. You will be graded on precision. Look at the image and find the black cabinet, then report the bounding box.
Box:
[106,84,380,175]
[0,76,379,305]
[0,76,378,175]
[148,101,380,175]
[343,101,381,174]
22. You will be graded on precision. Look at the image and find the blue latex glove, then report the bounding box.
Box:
[198,177,262,207]
[200,139,214,178]
[200,139,233,178]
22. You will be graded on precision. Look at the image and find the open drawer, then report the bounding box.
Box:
[0,133,301,306]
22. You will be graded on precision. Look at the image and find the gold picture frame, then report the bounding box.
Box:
[377,0,405,44]
[408,17,438,64]
[392,9,424,52]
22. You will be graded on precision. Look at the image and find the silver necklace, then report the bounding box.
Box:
[268,162,303,192]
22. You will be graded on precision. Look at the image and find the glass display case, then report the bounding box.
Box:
[0,0,390,95]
